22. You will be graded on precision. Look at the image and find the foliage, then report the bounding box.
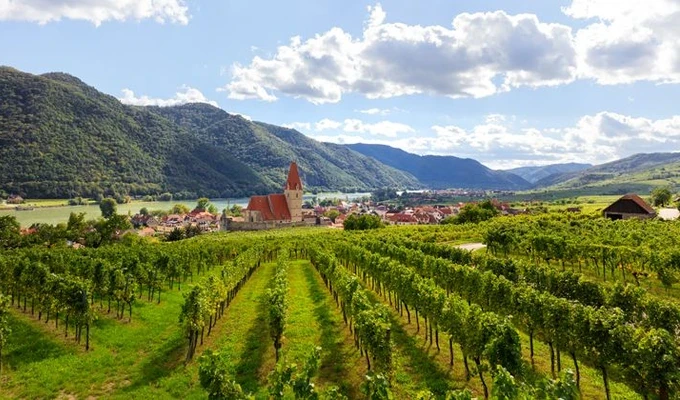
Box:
[444,200,499,224]
[171,204,190,215]
[651,186,672,207]
[198,350,250,400]
[99,198,117,219]
[0,216,21,249]
[0,68,417,198]
[0,294,10,373]
[371,188,399,202]
[68,197,87,206]
[158,192,173,201]
[268,346,322,400]
[267,255,289,362]
[196,198,211,211]
[360,372,393,400]
[343,214,384,231]
[228,204,243,217]
[323,209,340,223]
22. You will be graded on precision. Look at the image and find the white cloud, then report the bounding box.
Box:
[224,4,577,103]
[302,112,680,168]
[225,2,680,103]
[283,122,312,131]
[119,86,218,107]
[342,119,414,137]
[565,0,680,84]
[358,108,391,115]
[315,118,343,131]
[0,0,190,26]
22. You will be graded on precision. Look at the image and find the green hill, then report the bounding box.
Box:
[151,104,420,191]
[0,67,418,198]
[533,153,680,195]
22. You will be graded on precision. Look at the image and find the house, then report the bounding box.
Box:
[243,162,303,223]
[603,194,656,220]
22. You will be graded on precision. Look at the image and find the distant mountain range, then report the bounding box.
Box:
[2,66,679,199]
[531,153,680,194]
[345,143,532,190]
[506,163,591,184]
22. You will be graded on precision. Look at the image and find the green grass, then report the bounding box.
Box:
[0,262,273,399]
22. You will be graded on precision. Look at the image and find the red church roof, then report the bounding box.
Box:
[285,162,303,191]
[246,194,292,221]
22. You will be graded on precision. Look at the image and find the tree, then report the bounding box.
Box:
[196,198,211,211]
[324,209,340,223]
[371,188,399,202]
[344,214,384,230]
[0,216,21,249]
[0,294,10,374]
[66,212,87,241]
[99,198,117,219]
[139,207,149,216]
[171,204,190,215]
[651,187,672,207]
[158,192,173,202]
[228,205,243,217]
[447,200,499,224]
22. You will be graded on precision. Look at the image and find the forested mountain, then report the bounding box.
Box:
[506,163,591,184]
[0,67,417,198]
[534,153,680,193]
[150,105,419,191]
[345,143,532,190]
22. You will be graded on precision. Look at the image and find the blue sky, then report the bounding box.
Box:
[2,0,680,168]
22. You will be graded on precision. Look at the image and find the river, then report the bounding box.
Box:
[0,192,369,227]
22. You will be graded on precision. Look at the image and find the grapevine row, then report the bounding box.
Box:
[341,239,680,399]
[365,234,680,336]
[331,241,522,399]
[180,242,275,361]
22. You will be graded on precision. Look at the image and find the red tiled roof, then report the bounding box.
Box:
[269,194,292,220]
[246,194,292,221]
[285,162,303,191]
[389,213,418,223]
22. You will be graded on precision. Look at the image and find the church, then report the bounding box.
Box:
[242,161,304,223]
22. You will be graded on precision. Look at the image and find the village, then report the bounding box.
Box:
[121,162,537,237]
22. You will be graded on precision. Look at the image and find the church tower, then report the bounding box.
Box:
[284,161,303,222]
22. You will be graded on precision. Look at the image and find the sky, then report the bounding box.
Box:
[2,0,680,169]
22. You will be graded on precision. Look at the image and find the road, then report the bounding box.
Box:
[456,242,487,251]
[659,208,680,220]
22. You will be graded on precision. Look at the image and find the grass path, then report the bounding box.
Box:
[283,259,364,398]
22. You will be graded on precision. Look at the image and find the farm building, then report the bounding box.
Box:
[602,194,656,220]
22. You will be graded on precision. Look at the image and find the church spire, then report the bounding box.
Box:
[285,162,303,191]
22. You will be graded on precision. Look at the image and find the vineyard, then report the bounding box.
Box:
[2,215,680,399]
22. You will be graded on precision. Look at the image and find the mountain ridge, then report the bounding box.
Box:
[506,163,592,184]
[344,143,532,190]
[0,67,418,198]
